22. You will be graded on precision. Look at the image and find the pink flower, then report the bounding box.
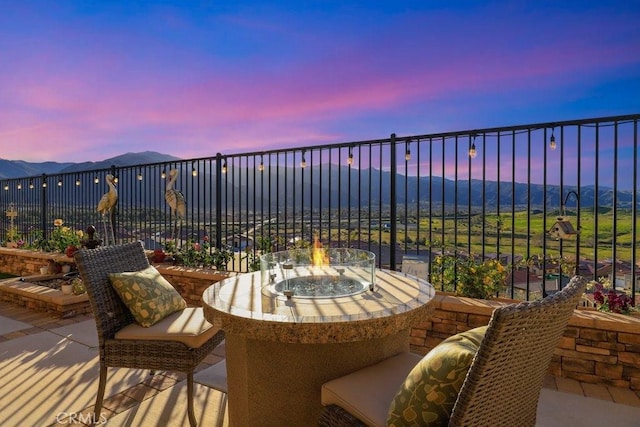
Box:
[203,235,209,242]
[193,242,201,251]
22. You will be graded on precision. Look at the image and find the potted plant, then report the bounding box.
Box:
[61,282,73,295]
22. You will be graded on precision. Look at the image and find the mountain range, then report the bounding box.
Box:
[0,151,180,179]
[0,152,634,210]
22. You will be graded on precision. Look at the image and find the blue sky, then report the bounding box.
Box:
[1,0,639,163]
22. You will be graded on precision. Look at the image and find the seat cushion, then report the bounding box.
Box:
[109,265,187,327]
[387,326,487,426]
[321,352,423,427]
[115,307,220,348]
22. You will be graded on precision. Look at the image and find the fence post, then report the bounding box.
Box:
[110,165,117,244]
[40,174,48,240]
[390,133,397,270]
[215,153,222,249]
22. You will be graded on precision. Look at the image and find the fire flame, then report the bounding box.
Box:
[312,236,328,266]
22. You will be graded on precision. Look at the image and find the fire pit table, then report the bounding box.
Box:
[202,248,435,426]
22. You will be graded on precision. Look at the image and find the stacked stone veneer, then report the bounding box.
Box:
[0,247,75,276]
[410,293,640,392]
[154,264,233,306]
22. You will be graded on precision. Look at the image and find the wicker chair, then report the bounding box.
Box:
[319,275,587,427]
[74,241,225,427]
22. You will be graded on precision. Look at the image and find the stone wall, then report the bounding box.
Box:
[154,264,233,306]
[0,247,74,276]
[410,293,640,391]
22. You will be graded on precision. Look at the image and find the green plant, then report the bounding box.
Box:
[71,276,86,295]
[29,230,54,251]
[211,245,234,270]
[6,226,21,243]
[48,219,83,253]
[430,254,508,299]
[165,237,234,270]
[179,239,213,267]
[243,236,275,272]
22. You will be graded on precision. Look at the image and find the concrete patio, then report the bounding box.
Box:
[0,302,638,426]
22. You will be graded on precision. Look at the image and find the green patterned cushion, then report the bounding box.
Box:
[109,265,187,327]
[387,326,487,426]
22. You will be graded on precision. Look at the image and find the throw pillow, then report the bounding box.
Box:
[109,265,187,327]
[387,326,488,426]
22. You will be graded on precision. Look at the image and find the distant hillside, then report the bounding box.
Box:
[2,154,635,210]
[0,151,182,178]
[0,159,75,179]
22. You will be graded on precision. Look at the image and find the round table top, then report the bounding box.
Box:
[202,269,435,344]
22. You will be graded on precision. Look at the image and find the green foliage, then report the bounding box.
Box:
[71,277,86,295]
[244,236,275,272]
[5,227,21,243]
[27,220,82,253]
[166,237,234,270]
[48,221,82,253]
[430,254,508,300]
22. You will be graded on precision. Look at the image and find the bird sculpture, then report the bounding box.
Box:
[97,174,118,245]
[165,169,186,241]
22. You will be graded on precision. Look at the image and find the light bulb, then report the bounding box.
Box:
[469,143,477,159]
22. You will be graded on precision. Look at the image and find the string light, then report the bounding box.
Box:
[259,155,264,172]
[161,169,166,179]
[42,180,47,188]
[300,150,307,168]
[222,161,227,174]
[17,182,22,190]
[114,176,119,184]
[57,178,63,187]
[191,162,198,177]
[405,140,411,161]
[549,128,557,150]
[469,135,478,159]
[347,147,354,165]
[75,176,81,186]
[94,176,99,184]
[29,180,34,189]
[3,183,8,191]
[137,171,143,181]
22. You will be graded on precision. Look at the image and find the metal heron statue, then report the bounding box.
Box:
[165,169,186,241]
[97,174,118,245]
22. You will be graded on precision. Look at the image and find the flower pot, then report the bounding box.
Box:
[61,284,73,295]
[61,264,71,273]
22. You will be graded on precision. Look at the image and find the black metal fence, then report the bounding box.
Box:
[2,114,639,301]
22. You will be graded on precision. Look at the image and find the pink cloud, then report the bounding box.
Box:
[0,3,638,163]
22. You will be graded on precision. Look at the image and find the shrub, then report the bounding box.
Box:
[431,255,508,300]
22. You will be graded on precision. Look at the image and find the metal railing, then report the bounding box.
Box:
[2,114,639,301]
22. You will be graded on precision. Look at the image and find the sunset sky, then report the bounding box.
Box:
[1,0,639,163]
